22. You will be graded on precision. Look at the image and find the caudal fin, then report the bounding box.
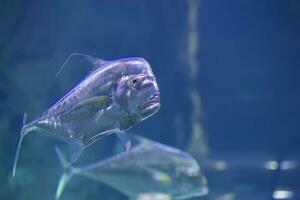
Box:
[55,147,76,199]
[12,113,29,177]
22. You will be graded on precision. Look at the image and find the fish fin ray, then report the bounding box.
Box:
[55,53,105,77]
[90,128,120,142]
[55,147,77,199]
[94,105,118,126]
[12,113,32,177]
[22,113,28,125]
[12,128,26,177]
[95,109,106,126]
[68,143,84,164]
[117,132,131,152]
[65,96,111,121]
[73,96,111,112]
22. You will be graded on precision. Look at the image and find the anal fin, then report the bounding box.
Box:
[90,128,120,142]
[117,132,131,152]
[67,143,84,164]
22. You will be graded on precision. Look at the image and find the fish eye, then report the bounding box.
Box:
[131,78,139,88]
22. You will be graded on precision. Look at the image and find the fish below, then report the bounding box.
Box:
[12,54,161,176]
[55,134,209,199]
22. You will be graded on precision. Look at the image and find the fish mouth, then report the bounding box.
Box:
[139,92,160,118]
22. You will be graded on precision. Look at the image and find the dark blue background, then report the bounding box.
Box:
[0,0,299,199]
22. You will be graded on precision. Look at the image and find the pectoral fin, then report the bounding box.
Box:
[94,105,119,126]
[142,166,171,183]
[71,96,111,116]
[77,96,111,108]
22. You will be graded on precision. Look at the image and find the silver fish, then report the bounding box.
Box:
[13,54,161,176]
[55,135,209,199]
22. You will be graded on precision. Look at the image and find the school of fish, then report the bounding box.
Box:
[12,54,209,199]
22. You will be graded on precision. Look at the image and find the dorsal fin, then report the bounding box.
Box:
[56,53,106,77]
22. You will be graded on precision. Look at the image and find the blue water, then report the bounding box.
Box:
[0,0,299,199]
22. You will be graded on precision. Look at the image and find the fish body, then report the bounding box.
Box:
[13,55,160,176]
[55,135,209,199]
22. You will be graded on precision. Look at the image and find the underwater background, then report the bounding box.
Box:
[1,0,300,200]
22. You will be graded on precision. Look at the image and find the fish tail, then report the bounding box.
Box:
[12,113,30,177]
[55,146,77,199]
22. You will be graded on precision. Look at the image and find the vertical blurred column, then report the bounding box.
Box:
[185,0,208,157]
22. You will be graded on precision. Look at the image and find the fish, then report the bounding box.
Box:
[12,53,161,176]
[55,134,209,200]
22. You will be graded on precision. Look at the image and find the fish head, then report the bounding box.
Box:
[113,73,160,126]
[172,163,209,199]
